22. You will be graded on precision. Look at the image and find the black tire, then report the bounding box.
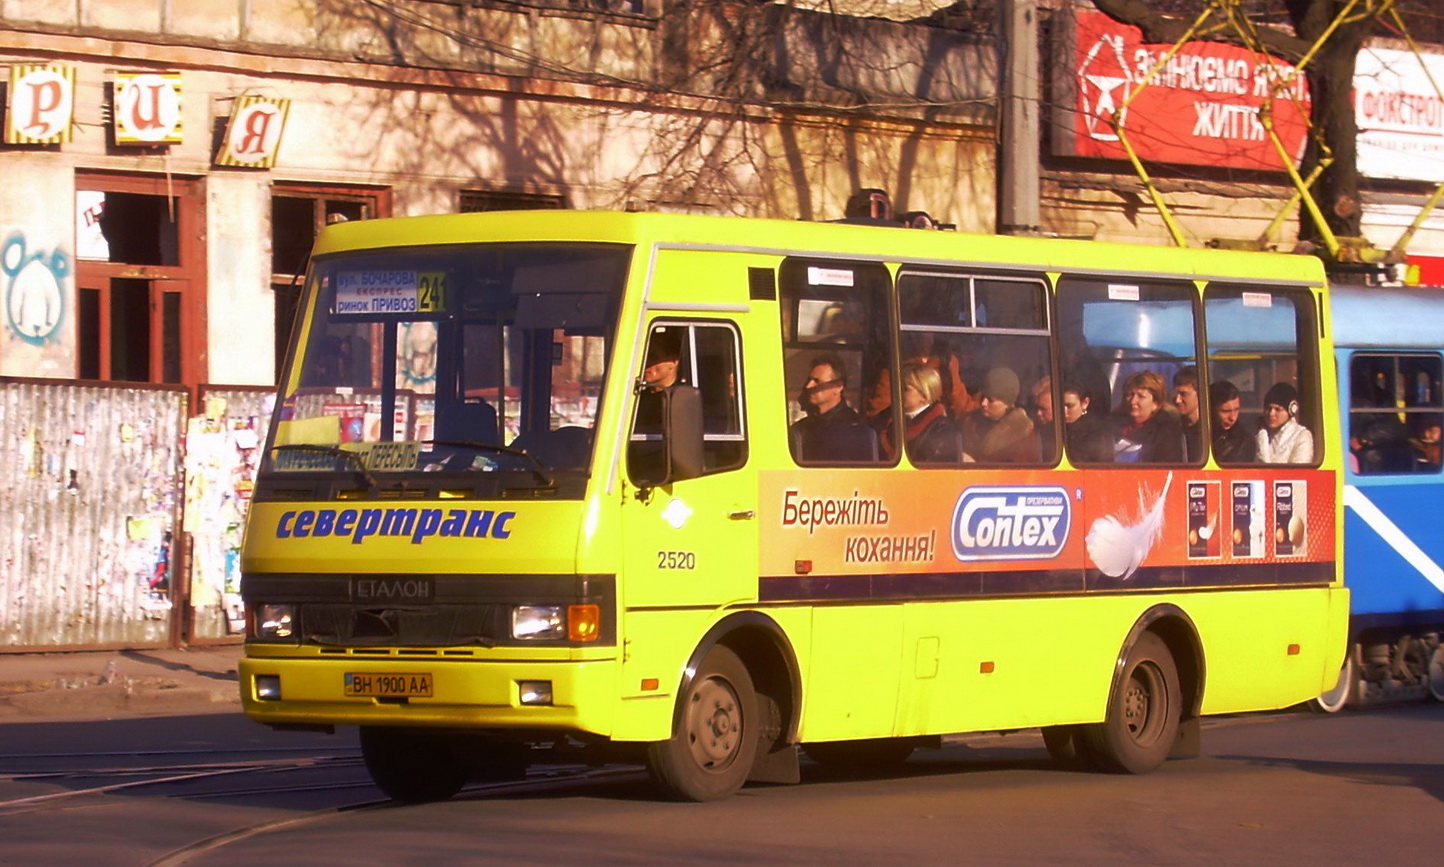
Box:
[805,738,916,773]
[646,645,758,801]
[360,726,469,803]
[1081,632,1181,774]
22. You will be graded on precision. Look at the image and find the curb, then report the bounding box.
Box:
[0,648,244,722]
[0,680,241,721]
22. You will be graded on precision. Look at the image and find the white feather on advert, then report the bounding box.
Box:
[1086,472,1174,579]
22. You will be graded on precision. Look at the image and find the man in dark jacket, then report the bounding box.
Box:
[791,353,876,462]
[1173,365,1204,462]
[1209,379,1257,464]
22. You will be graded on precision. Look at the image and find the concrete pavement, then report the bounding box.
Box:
[0,644,244,722]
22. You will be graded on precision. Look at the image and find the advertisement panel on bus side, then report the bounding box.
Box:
[759,467,1335,601]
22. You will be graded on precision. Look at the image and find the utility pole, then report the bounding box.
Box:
[999,0,1041,235]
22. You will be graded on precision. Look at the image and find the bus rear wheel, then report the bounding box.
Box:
[1082,632,1181,775]
[646,645,758,801]
[360,726,469,803]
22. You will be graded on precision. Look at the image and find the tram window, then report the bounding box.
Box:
[779,259,893,465]
[897,270,1054,466]
[628,321,747,484]
[1349,353,1443,475]
[1056,278,1200,465]
[1204,285,1320,466]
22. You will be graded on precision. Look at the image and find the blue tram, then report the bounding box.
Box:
[1325,285,1444,708]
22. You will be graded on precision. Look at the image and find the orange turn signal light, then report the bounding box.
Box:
[568,604,601,642]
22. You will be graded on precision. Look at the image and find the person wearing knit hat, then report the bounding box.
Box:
[1258,381,1314,463]
[961,365,1040,463]
[985,367,1020,406]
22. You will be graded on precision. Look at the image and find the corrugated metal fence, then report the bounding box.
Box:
[0,379,273,651]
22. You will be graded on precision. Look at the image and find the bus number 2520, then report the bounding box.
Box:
[657,551,696,570]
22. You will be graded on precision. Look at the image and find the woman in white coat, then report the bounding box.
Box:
[1257,382,1314,463]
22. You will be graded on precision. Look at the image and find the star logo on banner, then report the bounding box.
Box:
[1078,34,1134,142]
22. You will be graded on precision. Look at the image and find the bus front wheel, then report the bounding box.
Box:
[359,726,469,803]
[1082,632,1181,774]
[646,645,758,801]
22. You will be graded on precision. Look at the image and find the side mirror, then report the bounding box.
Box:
[663,385,704,483]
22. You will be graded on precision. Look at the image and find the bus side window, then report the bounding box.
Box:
[779,259,893,466]
[627,321,746,486]
[1349,353,1443,475]
[1057,277,1202,465]
[896,270,1054,466]
[1203,285,1321,467]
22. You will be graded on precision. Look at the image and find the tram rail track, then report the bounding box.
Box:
[0,740,646,865]
[144,765,647,867]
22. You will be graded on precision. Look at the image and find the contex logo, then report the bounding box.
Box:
[951,486,1070,562]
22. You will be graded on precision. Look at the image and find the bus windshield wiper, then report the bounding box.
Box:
[269,443,377,489]
[428,440,555,488]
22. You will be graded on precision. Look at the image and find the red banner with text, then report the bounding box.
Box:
[1062,7,1312,171]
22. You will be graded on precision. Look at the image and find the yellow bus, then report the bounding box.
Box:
[239,209,1348,802]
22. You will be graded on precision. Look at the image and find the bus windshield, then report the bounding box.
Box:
[266,242,629,495]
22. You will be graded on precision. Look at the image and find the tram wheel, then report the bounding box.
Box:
[1081,632,1181,775]
[1429,644,1444,703]
[646,644,757,802]
[359,726,469,803]
[1310,651,1355,713]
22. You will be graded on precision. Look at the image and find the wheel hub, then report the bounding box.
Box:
[688,678,741,769]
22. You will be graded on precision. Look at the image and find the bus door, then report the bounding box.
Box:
[620,320,755,611]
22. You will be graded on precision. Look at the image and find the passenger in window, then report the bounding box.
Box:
[925,338,981,419]
[1209,380,1257,464]
[1172,366,1203,462]
[1115,371,1184,463]
[1061,381,1114,463]
[1031,375,1057,459]
[1414,371,1435,406]
[949,360,984,418]
[961,367,1039,463]
[1351,416,1413,473]
[882,362,964,463]
[791,353,877,462]
[1366,370,1393,407]
[1411,421,1441,469]
[1257,382,1314,463]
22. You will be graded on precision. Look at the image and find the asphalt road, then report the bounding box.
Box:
[1,703,1440,866]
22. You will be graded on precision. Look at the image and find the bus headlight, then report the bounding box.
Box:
[253,604,297,640]
[512,605,565,640]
